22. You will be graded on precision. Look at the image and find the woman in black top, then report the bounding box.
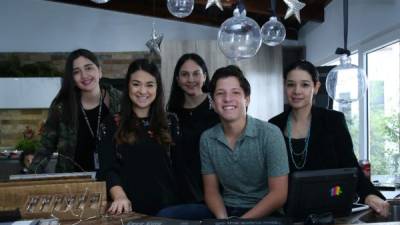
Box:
[269,60,389,217]
[29,49,121,174]
[106,59,179,215]
[167,53,219,203]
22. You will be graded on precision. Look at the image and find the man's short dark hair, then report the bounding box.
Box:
[210,65,251,99]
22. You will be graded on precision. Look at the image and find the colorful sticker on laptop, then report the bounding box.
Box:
[330,185,342,197]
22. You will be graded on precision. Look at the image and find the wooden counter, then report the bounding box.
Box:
[58,209,399,225]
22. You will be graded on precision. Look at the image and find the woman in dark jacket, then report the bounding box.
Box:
[29,49,121,175]
[269,60,389,217]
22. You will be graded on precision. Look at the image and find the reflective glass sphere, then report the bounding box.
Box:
[326,54,368,104]
[217,8,262,60]
[261,16,286,46]
[167,0,194,18]
[91,0,110,3]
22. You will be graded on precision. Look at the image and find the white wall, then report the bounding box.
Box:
[0,0,219,52]
[299,0,400,65]
[0,78,60,108]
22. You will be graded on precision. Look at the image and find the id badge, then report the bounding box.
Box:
[94,152,100,170]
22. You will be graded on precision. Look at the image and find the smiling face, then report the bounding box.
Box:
[212,76,249,123]
[72,56,102,93]
[285,69,320,110]
[128,70,157,117]
[177,59,206,97]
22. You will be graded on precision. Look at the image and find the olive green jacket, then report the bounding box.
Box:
[29,84,121,173]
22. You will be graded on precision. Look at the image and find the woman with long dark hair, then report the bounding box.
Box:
[107,59,179,215]
[269,60,389,217]
[154,54,220,219]
[29,49,121,174]
[167,53,219,203]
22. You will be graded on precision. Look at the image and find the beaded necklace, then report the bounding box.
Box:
[286,112,311,169]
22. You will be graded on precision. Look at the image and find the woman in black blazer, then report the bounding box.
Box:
[269,60,389,217]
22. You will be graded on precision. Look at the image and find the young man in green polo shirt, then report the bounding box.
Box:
[200,65,289,219]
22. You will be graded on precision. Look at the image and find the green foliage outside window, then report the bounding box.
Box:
[370,111,400,175]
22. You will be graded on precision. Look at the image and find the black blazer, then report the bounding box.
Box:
[269,106,384,203]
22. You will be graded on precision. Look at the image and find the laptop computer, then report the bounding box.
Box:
[285,167,358,221]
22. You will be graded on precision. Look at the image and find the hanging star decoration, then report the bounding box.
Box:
[146,23,163,56]
[206,0,223,11]
[283,0,306,23]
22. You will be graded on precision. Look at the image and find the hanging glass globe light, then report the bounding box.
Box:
[325,54,368,104]
[217,7,262,61]
[261,16,286,46]
[91,0,111,3]
[167,0,194,18]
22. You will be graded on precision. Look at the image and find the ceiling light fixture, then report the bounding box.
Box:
[217,1,262,61]
[326,0,367,104]
[167,0,194,18]
[261,0,286,46]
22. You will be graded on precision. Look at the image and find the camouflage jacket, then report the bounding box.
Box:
[29,84,121,173]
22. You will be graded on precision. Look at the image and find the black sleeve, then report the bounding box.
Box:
[167,112,181,166]
[105,146,123,192]
[167,112,180,143]
[96,115,123,193]
[96,114,117,181]
[332,111,385,202]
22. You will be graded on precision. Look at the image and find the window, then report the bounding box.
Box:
[366,41,400,176]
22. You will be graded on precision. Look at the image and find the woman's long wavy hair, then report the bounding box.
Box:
[52,49,101,127]
[115,59,172,147]
[167,53,210,113]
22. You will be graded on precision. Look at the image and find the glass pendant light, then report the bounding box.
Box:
[217,2,262,61]
[167,0,194,18]
[261,0,286,46]
[326,0,367,104]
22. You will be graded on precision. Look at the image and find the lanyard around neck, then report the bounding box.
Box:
[80,93,103,141]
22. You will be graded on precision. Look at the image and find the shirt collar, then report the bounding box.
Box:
[213,116,257,143]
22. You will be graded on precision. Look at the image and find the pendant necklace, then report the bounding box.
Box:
[286,112,311,169]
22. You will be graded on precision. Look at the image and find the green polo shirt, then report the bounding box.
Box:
[200,116,289,208]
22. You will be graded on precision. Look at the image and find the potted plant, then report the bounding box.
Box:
[14,126,42,173]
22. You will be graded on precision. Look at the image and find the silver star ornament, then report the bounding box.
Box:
[206,0,223,11]
[283,0,306,23]
[146,23,163,56]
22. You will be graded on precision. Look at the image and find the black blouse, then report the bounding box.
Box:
[106,116,180,215]
[171,96,220,203]
[284,137,308,172]
[75,102,109,172]
[269,106,385,203]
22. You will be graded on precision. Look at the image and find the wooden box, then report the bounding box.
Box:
[0,177,106,221]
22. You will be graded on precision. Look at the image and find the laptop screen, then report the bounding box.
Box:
[285,168,358,221]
